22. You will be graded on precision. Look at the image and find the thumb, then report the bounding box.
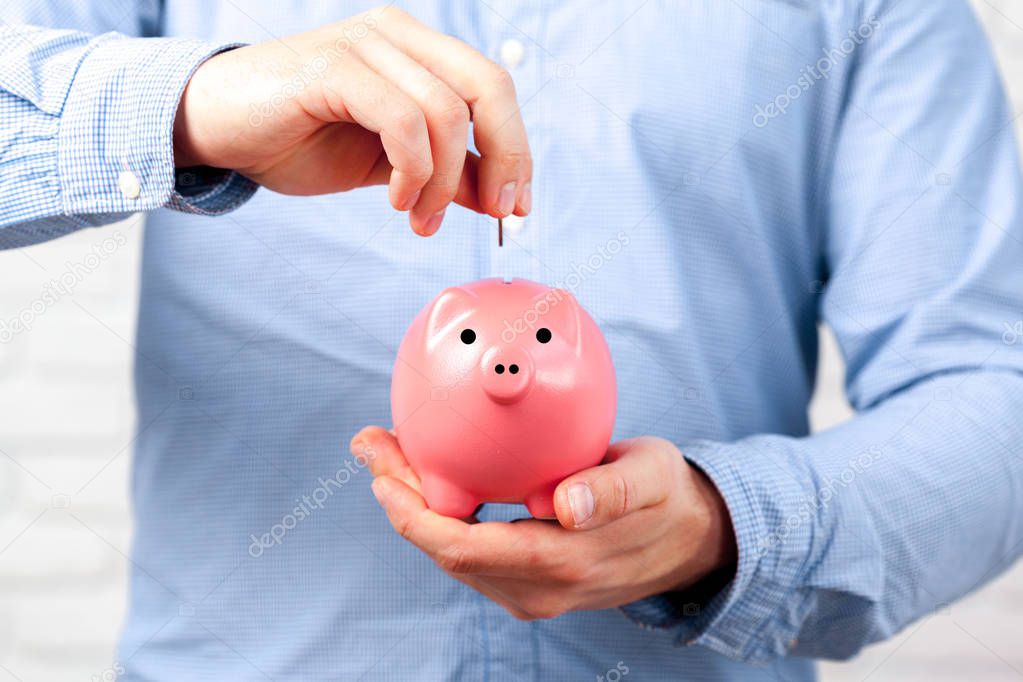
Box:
[553,438,672,530]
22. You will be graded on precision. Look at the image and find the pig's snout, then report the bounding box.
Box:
[479,346,534,404]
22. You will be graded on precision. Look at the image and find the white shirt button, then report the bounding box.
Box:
[118,170,141,200]
[499,39,525,69]
[503,214,525,236]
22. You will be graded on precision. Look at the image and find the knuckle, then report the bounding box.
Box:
[437,544,474,574]
[522,549,546,574]
[608,470,631,519]
[425,174,459,199]
[390,110,434,180]
[420,77,467,122]
[520,153,534,177]
[653,449,680,497]
[395,515,417,542]
[407,160,434,184]
[487,65,516,95]
[394,106,427,142]
[554,558,589,584]
[431,97,470,131]
[376,5,407,21]
[498,148,530,174]
[517,535,548,572]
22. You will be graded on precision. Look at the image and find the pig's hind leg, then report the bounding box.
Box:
[524,483,558,519]
[421,476,479,519]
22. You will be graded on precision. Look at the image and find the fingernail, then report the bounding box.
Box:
[419,208,445,236]
[567,482,594,527]
[349,438,365,457]
[498,182,517,216]
[401,189,421,211]
[519,182,532,214]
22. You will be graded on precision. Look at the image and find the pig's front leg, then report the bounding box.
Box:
[524,483,558,519]
[420,476,480,519]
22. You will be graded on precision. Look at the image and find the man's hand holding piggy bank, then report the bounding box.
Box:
[351,279,737,619]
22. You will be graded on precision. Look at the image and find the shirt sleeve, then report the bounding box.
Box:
[0,24,258,248]
[621,0,1023,663]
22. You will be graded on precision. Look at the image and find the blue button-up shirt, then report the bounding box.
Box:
[3,1,1023,680]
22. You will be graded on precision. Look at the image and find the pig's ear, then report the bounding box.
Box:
[533,289,581,349]
[424,286,478,349]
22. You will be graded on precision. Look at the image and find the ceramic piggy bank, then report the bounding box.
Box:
[391,278,617,518]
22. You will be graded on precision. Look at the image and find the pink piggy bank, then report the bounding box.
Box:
[391,278,617,518]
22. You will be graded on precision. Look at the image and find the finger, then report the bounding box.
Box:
[452,152,483,213]
[372,475,557,576]
[353,32,469,235]
[452,573,569,621]
[374,8,532,217]
[350,426,422,494]
[323,53,433,222]
[362,150,484,216]
[553,439,673,530]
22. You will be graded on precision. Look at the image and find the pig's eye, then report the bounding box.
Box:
[460,329,476,345]
[536,327,552,344]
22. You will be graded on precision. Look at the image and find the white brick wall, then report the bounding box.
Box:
[0,3,1021,679]
[0,220,139,681]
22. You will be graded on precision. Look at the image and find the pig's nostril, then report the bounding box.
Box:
[495,364,505,375]
[509,364,519,375]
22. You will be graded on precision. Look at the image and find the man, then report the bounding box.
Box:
[2,1,1022,680]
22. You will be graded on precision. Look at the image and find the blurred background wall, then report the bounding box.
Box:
[0,2,1021,680]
